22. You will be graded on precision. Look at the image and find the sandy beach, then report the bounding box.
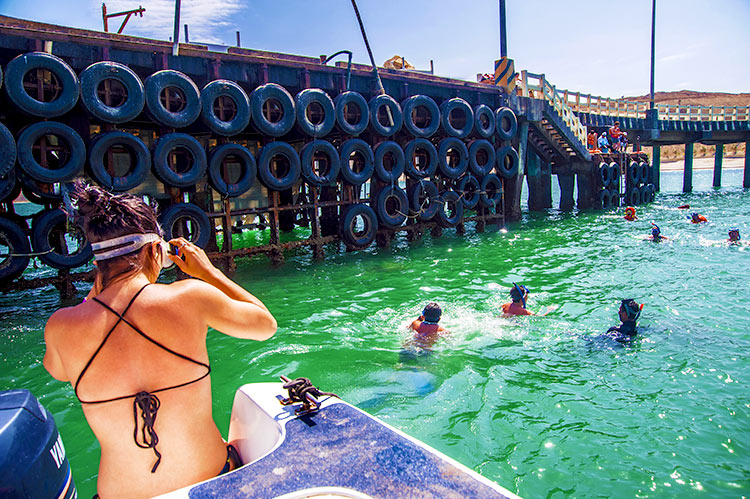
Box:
[660,157,746,171]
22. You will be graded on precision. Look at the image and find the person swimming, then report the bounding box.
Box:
[501,283,534,316]
[728,227,741,243]
[690,212,708,224]
[648,223,668,242]
[623,206,638,221]
[408,302,447,349]
[606,299,643,339]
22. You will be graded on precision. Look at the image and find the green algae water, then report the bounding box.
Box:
[2,168,749,498]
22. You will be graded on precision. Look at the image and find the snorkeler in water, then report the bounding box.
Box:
[689,212,708,224]
[623,206,638,221]
[408,302,447,349]
[728,228,741,244]
[501,283,535,316]
[606,299,643,340]
[647,223,668,242]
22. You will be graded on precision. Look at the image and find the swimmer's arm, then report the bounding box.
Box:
[43,313,69,382]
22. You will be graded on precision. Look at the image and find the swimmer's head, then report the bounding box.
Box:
[691,213,700,222]
[651,223,661,238]
[421,302,442,324]
[510,283,529,308]
[619,299,643,323]
[729,228,741,241]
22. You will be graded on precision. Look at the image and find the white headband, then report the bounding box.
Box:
[91,233,161,261]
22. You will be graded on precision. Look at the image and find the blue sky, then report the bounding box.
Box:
[1,0,748,98]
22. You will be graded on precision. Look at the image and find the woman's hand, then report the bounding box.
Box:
[167,237,218,282]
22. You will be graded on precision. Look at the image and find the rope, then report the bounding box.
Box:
[0,248,55,258]
[133,391,162,473]
[281,376,338,403]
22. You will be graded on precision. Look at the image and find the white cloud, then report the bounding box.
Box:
[657,52,690,63]
[99,0,245,45]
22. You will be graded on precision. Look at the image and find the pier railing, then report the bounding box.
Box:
[517,70,750,123]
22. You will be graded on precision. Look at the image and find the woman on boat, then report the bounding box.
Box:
[43,182,277,499]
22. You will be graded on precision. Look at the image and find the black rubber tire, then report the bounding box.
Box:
[439,98,474,139]
[647,164,655,184]
[373,141,405,183]
[627,162,639,185]
[257,141,301,191]
[31,208,92,269]
[80,61,145,124]
[480,174,503,207]
[0,122,17,177]
[250,83,296,137]
[600,189,612,210]
[611,190,621,208]
[339,139,374,185]
[495,107,518,140]
[436,190,465,227]
[407,179,439,221]
[628,188,641,206]
[300,140,340,187]
[144,70,201,128]
[610,163,620,188]
[0,167,18,202]
[437,137,468,179]
[207,143,257,197]
[599,162,611,187]
[334,91,369,136]
[88,131,150,192]
[0,217,31,282]
[496,145,520,178]
[18,171,61,203]
[152,133,207,188]
[17,121,85,183]
[4,52,79,118]
[468,140,496,177]
[368,95,403,136]
[295,88,335,137]
[457,174,480,209]
[404,138,438,179]
[639,162,650,184]
[473,104,496,139]
[339,203,378,248]
[639,184,650,203]
[402,95,440,138]
[373,185,408,228]
[159,203,212,248]
[200,79,250,136]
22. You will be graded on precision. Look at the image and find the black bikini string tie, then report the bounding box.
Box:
[133,391,162,473]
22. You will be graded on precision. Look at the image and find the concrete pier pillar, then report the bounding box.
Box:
[576,170,593,210]
[744,140,750,189]
[540,162,553,208]
[558,173,575,211]
[683,142,694,193]
[652,145,661,191]
[505,120,529,221]
[713,144,723,187]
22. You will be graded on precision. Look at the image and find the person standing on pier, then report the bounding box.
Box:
[597,132,610,153]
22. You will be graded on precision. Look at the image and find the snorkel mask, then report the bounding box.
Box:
[729,228,741,241]
[91,233,174,269]
[421,304,442,324]
[512,283,529,308]
[651,223,660,238]
[620,299,643,322]
[691,213,699,222]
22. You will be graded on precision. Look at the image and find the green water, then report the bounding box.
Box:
[2,168,749,498]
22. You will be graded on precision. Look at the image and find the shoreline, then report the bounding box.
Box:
[659,157,746,172]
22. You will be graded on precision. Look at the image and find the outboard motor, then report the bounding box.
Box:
[0,389,77,498]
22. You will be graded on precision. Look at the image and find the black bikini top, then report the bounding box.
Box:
[73,283,211,473]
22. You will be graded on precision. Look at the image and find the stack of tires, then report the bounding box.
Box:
[625,161,656,206]
[0,50,520,281]
[597,162,621,210]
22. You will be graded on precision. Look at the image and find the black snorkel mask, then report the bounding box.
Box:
[421,306,442,324]
[620,299,642,322]
[512,283,529,309]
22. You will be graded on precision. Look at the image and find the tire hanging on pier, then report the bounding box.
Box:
[144,70,201,128]
[368,95,403,136]
[609,163,620,189]
[638,162,649,184]
[200,79,251,136]
[31,208,92,270]
[159,203,212,248]
[17,122,85,183]
[373,185,408,228]
[473,104,495,139]
[467,140,496,177]
[334,91,369,136]
[250,83,296,137]
[257,141,301,191]
[599,189,612,210]
[88,131,150,192]
[436,190,464,227]
[628,187,641,206]
[407,179,439,221]
[495,107,518,141]
[479,174,503,208]
[373,141,405,183]
[599,162,611,187]
[0,217,31,282]
[457,174,480,209]
[208,143,257,197]
[295,88,336,137]
[437,138,468,179]
[402,95,440,138]
[627,162,640,185]
[639,184,651,203]
[18,171,62,203]
[339,139,374,185]
[496,145,520,178]
[0,167,19,203]
[610,189,620,208]
[4,52,80,118]
[0,121,17,177]
[339,203,378,249]
[152,133,207,188]
[439,98,474,139]
[404,138,438,179]
[300,140,340,187]
[80,61,145,124]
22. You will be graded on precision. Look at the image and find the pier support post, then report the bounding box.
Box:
[505,120,529,221]
[713,144,723,188]
[576,170,593,210]
[558,173,575,211]
[652,145,661,191]
[683,142,694,193]
[744,140,750,189]
[525,151,545,211]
